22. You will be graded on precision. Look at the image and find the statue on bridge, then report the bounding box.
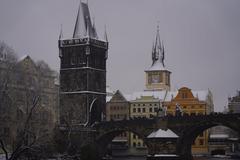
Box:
[157,101,168,117]
[175,103,183,116]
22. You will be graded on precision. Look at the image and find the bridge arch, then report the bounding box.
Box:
[93,118,157,157]
[95,128,149,157]
[176,114,240,159]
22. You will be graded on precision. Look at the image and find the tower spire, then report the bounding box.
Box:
[72,1,99,39]
[152,41,155,63]
[162,41,165,67]
[151,23,165,68]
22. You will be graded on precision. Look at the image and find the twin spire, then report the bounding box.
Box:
[152,24,165,67]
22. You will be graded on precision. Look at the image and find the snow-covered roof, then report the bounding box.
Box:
[145,61,169,72]
[128,90,209,102]
[125,90,170,101]
[106,88,209,103]
[210,134,229,139]
[147,154,179,157]
[106,96,112,102]
[18,55,30,62]
[147,129,178,138]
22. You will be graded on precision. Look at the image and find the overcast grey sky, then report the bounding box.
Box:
[0,0,240,111]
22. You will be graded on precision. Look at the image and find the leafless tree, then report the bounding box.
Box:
[0,41,56,160]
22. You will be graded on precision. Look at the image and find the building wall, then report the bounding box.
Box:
[228,91,240,113]
[129,96,159,149]
[163,87,212,154]
[227,91,240,151]
[106,90,130,148]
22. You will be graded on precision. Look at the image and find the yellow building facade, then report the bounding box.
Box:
[129,96,159,149]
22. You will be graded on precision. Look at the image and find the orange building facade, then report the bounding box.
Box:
[163,87,214,154]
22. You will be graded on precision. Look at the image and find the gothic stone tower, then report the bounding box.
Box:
[58,2,108,126]
[145,25,171,91]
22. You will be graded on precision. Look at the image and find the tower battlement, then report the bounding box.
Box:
[59,38,108,49]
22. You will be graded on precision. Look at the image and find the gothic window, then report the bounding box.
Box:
[17,109,23,120]
[85,46,90,55]
[70,52,77,65]
[95,72,101,90]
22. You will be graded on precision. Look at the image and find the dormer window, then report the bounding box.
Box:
[181,92,188,99]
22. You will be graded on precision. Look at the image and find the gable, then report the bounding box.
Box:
[18,55,38,74]
[110,90,127,102]
[173,87,196,101]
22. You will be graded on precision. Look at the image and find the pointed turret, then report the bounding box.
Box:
[104,25,108,42]
[59,24,63,40]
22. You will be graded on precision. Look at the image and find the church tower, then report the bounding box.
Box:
[58,2,108,126]
[145,25,171,91]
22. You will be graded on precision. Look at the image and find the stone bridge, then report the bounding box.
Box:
[93,113,240,160]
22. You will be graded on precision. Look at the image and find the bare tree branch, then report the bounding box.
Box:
[0,139,9,160]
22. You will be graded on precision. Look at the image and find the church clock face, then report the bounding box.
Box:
[152,74,160,83]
